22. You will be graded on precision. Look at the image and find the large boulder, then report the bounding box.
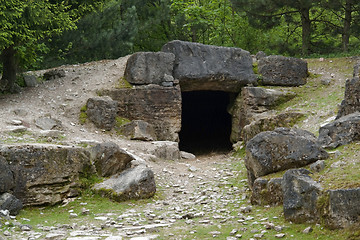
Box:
[251,177,283,206]
[161,40,257,92]
[282,169,322,223]
[230,87,296,143]
[93,165,156,201]
[86,96,118,131]
[336,62,360,119]
[0,144,93,206]
[241,111,305,144]
[90,142,134,177]
[118,120,157,141]
[124,52,175,86]
[101,85,181,142]
[0,156,15,193]
[318,112,360,148]
[245,128,329,187]
[0,193,23,216]
[322,188,360,229]
[258,55,308,86]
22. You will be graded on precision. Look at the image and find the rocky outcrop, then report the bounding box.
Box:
[101,85,181,142]
[86,96,118,131]
[241,111,305,143]
[318,112,360,148]
[245,128,329,187]
[161,40,257,92]
[230,87,297,143]
[0,144,93,206]
[90,142,134,177]
[321,188,360,229]
[118,120,156,141]
[124,52,175,87]
[93,165,156,202]
[336,62,360,119]
[251,177,283,206]
[258,55,308,86]
[282,169,322,223]
[0,193,23,216]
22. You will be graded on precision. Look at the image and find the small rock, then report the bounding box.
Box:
[274,226,283,232]
[309,160,325,173]
[20,224,32,231]
[69,213,78,218]
[254,233,264,239]
[321,79,331,86]
[303,226,313,234]
[227,237,237,240]
[275,233,286,238]
[230,229,238,236]
[180,151,196,160]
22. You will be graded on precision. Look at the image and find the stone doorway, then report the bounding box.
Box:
[179,91,233,154]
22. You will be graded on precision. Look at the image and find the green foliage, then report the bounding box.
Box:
[79,104,88,124]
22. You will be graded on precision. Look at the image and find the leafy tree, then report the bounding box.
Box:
[230,0,325,55]
[0,0,76,92]
[322,0,360,52]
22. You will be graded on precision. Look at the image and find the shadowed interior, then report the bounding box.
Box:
[179,91,232,155]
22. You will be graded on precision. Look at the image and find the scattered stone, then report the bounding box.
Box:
[282,169,322,223]
[318,112,360,148]
[162,40,257,92]
[180,151,196,160]
[309,160,325,173]
[20,224,32,231]
[255,51,267,60]
[302,226,313,234]
[258,55,308,86]
[323,188,360,229]
[45,233,66,240]
[0,193,23,216]
[275,233,286,238]
[35,116,62,130]
[86,96,118,131]
[253,233,264,239]
[43,69,66,80]
[23,75,38,87]
[93,165,156,201]
[320,79,331,86]
[90,142,134,177]
[245,128,328,188]
[151,141,180,160]
[337,62,360,118]
[251,177,283,206]
[229,229,238,236]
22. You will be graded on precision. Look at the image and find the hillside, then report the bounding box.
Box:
[1,56,360,240]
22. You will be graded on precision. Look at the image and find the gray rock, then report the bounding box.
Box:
[90,142,134,177]
[162,40,257,92]
[309,160,325,173]
[86,96,118,131]
[119,120,156,141]
[93,165,156,201]
[337,62,360,119]
[101,85,181,142]
[0,144,93,206]
[151,141,180,160]
[35,117,62,130]
[0,193,23,215]
[124,52,175,86]
[318,112,360,148]
[251,177,283,206]
[230,87,296,143]
[180,151,196,160]
[43,69,66,80]
[245,128,329,187]
[256,51,267,60]
[241,111,305,144]
[282,169,322,223]
[23,75,38,87]
[258,55,308,86]
[322,188,360,229]
[0,156,15,193]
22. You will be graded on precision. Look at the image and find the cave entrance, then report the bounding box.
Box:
[179,91,233,155]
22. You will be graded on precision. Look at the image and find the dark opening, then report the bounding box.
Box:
[179,91,232,155]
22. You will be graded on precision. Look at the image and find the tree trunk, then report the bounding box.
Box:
[342,1,352,52]
[300,7,311,56]
[0,46,17,93]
